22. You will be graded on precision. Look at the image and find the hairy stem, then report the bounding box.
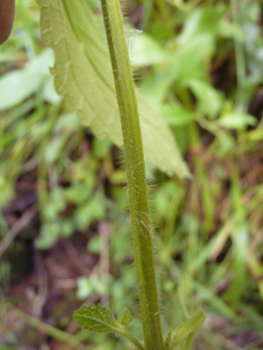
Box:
[99,0,164,349]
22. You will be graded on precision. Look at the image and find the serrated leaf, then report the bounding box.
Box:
[74,304,121,334]
[37,0,189,178]
[117,307,133,327]
[74,305,145,350]
[167,310,206,350]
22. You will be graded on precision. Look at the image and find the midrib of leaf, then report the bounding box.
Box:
[77,314,123,334]
[37,0,190,177]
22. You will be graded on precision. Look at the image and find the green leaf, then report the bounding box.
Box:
[167,310,206,350]
[76,277,108,300]
[185,79,223,119]
[74,304,121,334]
[218,111,257,130]
[74,194,106,230]
[0,49,54,110]
[172,35,215,86]
[74,304,145,350]
[179,6,224,41]
[130,33,166,67]
[161,103,194,126]
[117,307,133,328]
[37,0,189,178]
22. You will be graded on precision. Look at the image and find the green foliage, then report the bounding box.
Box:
[2,0,263,349]
[74,304,130,334]
[74,305,205,350]
[0,49,58,110]
[166,310,206,350]
[74,304,145,350]
[36,0,189,178]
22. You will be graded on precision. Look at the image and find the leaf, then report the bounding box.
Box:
[74,194,106,230]
[167,310,206,350]
[37,0,189,178]
[218,111,257,130]
[161,103,194,126]
[185,79,223,119]
[130,33,166,67]
[74,304,121,334]
[74,304,145,350]
[179,6,223,41]
[76,277,108,300]
[173,35,215,86]
[0,49,54,110]
[117,307,133,328]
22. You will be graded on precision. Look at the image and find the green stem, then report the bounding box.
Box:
[99,0,164,349]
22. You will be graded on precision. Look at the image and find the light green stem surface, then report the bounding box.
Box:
[99,0,164,349]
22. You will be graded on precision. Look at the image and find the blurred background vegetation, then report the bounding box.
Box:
[1,0,263,349]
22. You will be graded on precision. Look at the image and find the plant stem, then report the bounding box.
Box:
[99,0,164,349]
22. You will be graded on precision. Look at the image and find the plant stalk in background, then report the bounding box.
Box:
[99,0,165,348]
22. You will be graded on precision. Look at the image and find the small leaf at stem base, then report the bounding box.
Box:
[166,309,206,350]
